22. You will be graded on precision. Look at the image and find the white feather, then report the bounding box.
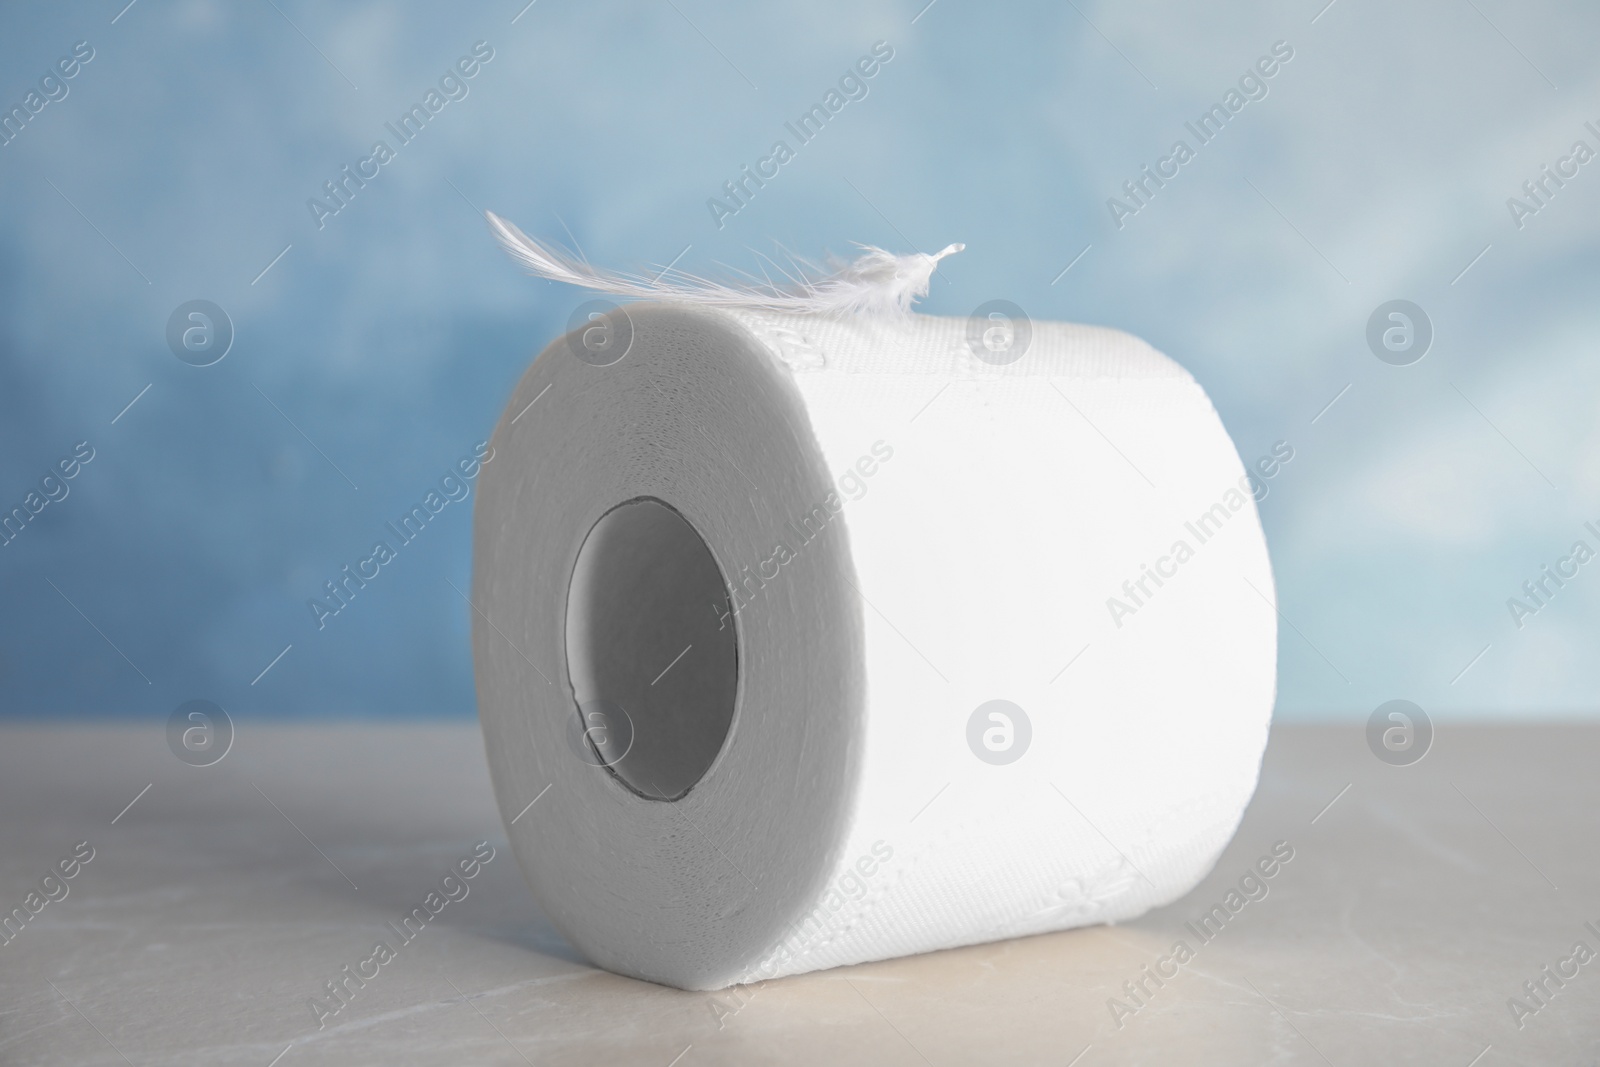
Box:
[485,210,961,316]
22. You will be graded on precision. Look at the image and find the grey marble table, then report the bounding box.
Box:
[1,722,1596,1065]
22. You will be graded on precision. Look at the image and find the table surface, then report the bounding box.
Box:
[1,722,1596,1066]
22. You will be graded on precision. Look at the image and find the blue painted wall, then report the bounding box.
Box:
[2,0,1595,719]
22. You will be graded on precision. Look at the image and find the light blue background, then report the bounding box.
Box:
[2,0,1596,720]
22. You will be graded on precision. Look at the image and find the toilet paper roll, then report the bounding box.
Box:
[472,302,1276,990]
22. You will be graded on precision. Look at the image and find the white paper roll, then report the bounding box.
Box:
[472,302,1276,990]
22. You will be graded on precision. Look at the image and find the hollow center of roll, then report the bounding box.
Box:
[564,498,739,802]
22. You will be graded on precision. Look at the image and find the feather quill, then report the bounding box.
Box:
[486,210,961,317]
